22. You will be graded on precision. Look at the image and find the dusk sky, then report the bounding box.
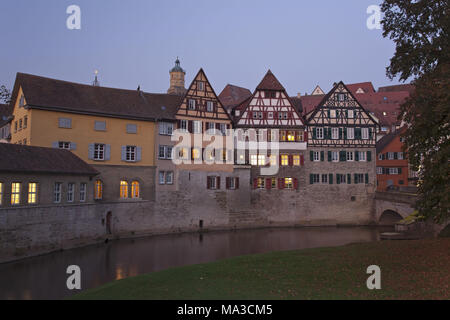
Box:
[0,0,405,96]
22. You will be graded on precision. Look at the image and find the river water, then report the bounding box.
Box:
[0,226,392,300]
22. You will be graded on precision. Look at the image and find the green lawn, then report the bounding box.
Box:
[72,238,450,300]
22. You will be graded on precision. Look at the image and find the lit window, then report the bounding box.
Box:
[281,155,289,166]
[271,178,277,189]
[280,131,287,141]
[287,131,295,142]
[257,155,265,166]
[67,183,75,202]
[250,154,258,166]
[94,180,103,200]
[11,182,22,205]
[178,147,188,160]
[269,155,277,166]
[131,181,140,198]
[80,183,87,202]
[257,177,265,189]
[285,178,293,189]
[120,181,129,199]
[293,155,301,166]
[28,183,38,204]
[54,183,62,203]
[192,148,201,160]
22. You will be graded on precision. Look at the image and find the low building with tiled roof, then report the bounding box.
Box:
[347,82,376,95]
[218,84,252,114]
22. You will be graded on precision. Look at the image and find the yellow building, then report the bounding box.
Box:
[9,73,182,201]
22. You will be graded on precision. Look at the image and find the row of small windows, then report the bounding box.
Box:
[310,151,372,162]
[238,130,305,142]
[0,182,87,206]
[53,142,142,162]
[249,111,293,120]
[324,109,362,119]
[162,147,232,162]
[207,176,240,190]
[188,99,217,112]
[58,118,138,134]
[309,173,369,185]
[175,120,230,136]
[94,180,140,200]
[254,177,298,190]
[14,116,28,133]
[376,167,404,175]
[249,154,305,167]
[313,127,373,140]
[378,152,404,160]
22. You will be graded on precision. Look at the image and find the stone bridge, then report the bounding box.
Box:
[375,190,417,225]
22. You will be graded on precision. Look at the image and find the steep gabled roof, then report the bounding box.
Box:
[256,70,285,91]
[9,73,183,121]
[0,144,98,175]
[218,84,252,112]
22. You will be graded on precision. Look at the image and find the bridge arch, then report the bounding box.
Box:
[379,210,403,226]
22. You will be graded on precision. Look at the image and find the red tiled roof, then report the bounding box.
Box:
[378,84,415,94]
[256,70,285,91]
[298,95,324,115]
[218,84,252,111]
[347,82,375,94]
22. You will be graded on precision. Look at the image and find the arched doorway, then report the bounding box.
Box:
[379,210,403,226]
[106,212,112,235]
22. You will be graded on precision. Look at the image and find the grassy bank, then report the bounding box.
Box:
[72,238,450,300]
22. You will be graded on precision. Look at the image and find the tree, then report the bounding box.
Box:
[0,85,11,104]
[381,0,449,223]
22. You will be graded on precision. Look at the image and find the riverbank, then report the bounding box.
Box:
[72,238,450,300]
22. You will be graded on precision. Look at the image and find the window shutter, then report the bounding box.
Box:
[236,178,239,189]
[253,179,258,189]
[344,128,347,140]
[355,151,359,161]
[70,142,77,150]
[327,110,330,118]
[394,152,398,160]
[300,155,304,166]
[309,174,313,185]
[355,128,361,139]
[310,151,314,161]
[121,146,127,161]
[105,145,111,161]
[339,128,343,139]
[369,128,373,139]
[329,174,333,184]
[281,179,285,189]
[337,174,341,184]
[398,168,402,174]
[294,178,299,190]
[136,147,142,162]
[226,177,230,189]
[207,177,211,189]
[304,131,308,142]
[340,151,345,162]
[365,173,369,184]
[312,128,317,139]
[217,177,221,189]
[266,178,272,190]
[328,151,332,162]
[52,142,59,149]
[188,121,193,133]
[345,110,348,118]
[347,174,351,184]
[278,178,282,189]
[354,173,358,184]
[367,151,372,162]
[88,144,94,160]
[320,151,324,162]
[288,155,293,166]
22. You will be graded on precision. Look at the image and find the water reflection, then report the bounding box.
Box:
[0,226,391,300]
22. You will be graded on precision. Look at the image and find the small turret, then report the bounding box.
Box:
[167,58,186,95]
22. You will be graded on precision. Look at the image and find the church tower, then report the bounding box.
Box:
[167,58,187,95]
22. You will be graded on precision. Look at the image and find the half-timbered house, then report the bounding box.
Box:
[233,70,307,191]
[305,81,378,192]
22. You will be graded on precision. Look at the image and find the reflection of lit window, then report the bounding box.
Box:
[287,131,295,142]
[132,181,140,198]
[258,155,265,166]
[192,148,201,160]
[271,178,277,189]
[120,181,128,199]
[250,154,258,166]
[280,131,286,141]
[285,178,293,189]
[293,155,301,166]
[28,183,38,204]
[0,182,3,205]
[95,180,103,200]
[11,182,21,205]
[257,178,265,189]
[269,155,277,166]
[281,155,289,166]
